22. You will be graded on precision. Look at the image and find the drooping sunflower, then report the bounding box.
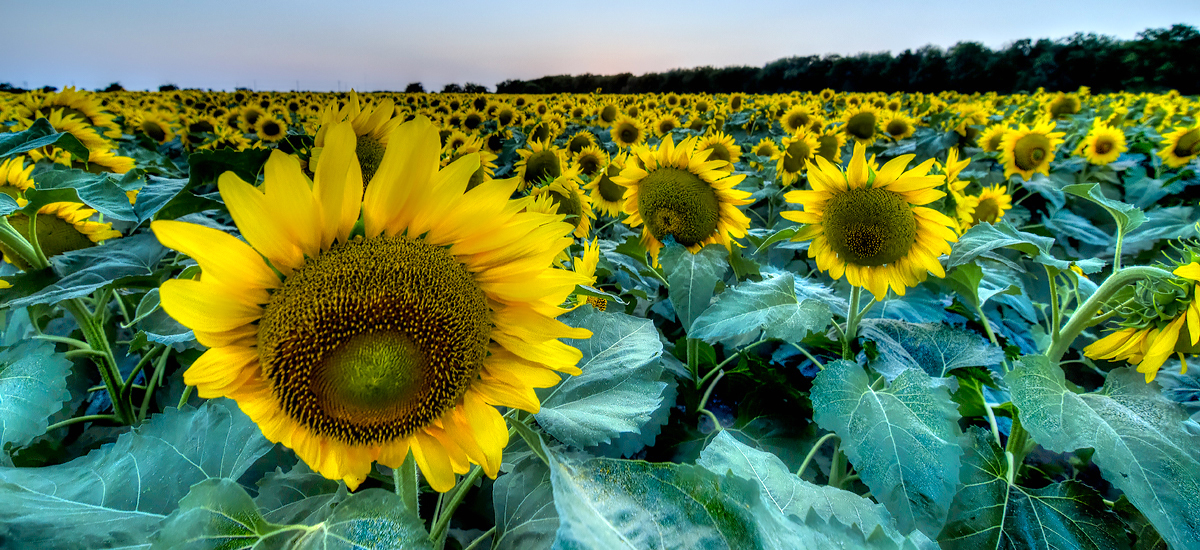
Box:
[582,153,628,218]
[16,86,121,139]
[780,104,817,134]
[572,145,608,179]
[0,157,36,201]
[774,130,820,186]
[1044,93,1081,119]
[955,185,1012,231]
[154,117,590,492]
[514,139,568,191]
[1074,120,1127,165]
[1,202,122,270]
[614,135,751,266]
[841,106,881,145]
[609,115,646,149]
[23,109,111,152]
[694,132,742,172]
[1085,262,1200,382]
[1157,123,1200,169]
[814,128,847,164]
[782,142,958,300]
[998,121,1065,181]
[565,130,597,155]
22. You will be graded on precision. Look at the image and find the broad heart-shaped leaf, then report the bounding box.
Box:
[1007,358,1200,550]
[697,431,901,541]
[0,339,72,463]
[947,221,1055,269]
[0,118,89,161]
[133,176,190,223]
[6,233,169,309]
[689,272,832,344]
[254,462,346,526]
[25,168,142,222]
[858,319,1004,380]
[493,454,558,550]
[941,263,1021,311]
[548,449,934,550]
[0,399,275,549]
[154,481,430,550]
[937,428,1129,550]
[811,360,963,537]
[1063,182,1146,238]
[536,307,669,450]
[660,242,728,331]
[155,147,269,221]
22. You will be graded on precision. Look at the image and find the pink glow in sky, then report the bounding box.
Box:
[3,0,1197,91]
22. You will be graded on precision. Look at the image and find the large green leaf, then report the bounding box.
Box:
[493,455,558,550]
[286,488,433,550]
[1007,358,1200,550]
[154,148,269,221]
[659,242,727,331]
[1063,182,1146,238]
[0,118,89,161]
[0,340,72,464]
[689,272,832,344]
[937,428,1129,550]
[25,168,141,222]
[151,478,274,550]
[254,462,346,526]
[941,263,1022,311]
[0,399,275,549]
[133,176,191,223]
[858,319,1004,379]
[696,431,899,540]
[947,221,1054,268]
[6,233,169,308]
[811,360,963,536]
[536,308,670,451]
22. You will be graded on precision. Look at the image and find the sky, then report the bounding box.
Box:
[2,0,1197,92]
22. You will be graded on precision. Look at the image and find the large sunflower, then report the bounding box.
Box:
[840,105,881,145]
[582,153,628,218]
[998,121,1065,181]
[782,143,957,300]
[529,175,596,240]
[1157,123,1200,169]
[614,135,751,266]
[154,117,590,492]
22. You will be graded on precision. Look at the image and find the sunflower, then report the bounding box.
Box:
[979,124,1008,153]
[16,86,121,138]
[815,128,847,164]
[583,153,628,218]
[782,142,957,300]
[566,240,604,311]
[1157,123,1200,169]
[1085,262,1200,382]
[780,104,817,134]
[132,110,177,145]
[614,135,751,266]
[461,110,485,132]
[312,91,404,186]
[566,130,597,155]
[1045,93,1081,119]
[0,157,34,201]
[998,121,1065,181]
[597,104,619,126]
[840,106,881,145]
[694,132,742,172]
[774,130,820,186]
[609,115,646,149]
[514,139,568,191]
[441,136,498,191]
[651,113,681,138]
[529,175,595,239]
[880,112,917,141]
[572,145,608,179]
[1,202,122,270]
[154,117,590,492]
[1074,120,1127,165]
[22,109,111,152]
[751,136,779,159]
[255,115,288,142]
[941,147,972,204]
[955,185,1012,231]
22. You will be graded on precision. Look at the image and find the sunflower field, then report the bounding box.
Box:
[1,86,1199,550]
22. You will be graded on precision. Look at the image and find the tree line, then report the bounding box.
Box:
[495,24,1199,95]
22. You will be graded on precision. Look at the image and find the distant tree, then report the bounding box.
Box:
[159,83,179,92]
[40,85,58,92]
[440,83,464,93]
[404,82,426,93]
[463,82,489,93]
[100,82,124,92]
[0,83,26,93]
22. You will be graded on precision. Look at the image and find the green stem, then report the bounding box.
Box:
[177,384,194,409]
[120,345,164,407]
[687,338,700,384]
[796,433,838,478]
[429,465,484,547]
[1113,225,1125,273]
[697,370,724,414]
[1047,265,1173,363]
[21,208,51,268]
[1005,414,1031,484]
[828,446,846,488]
[1046,266,1062,343]
[698,338,771,387]
[138,347,171,422]
[842,286,862,360]
[510,414,549,465]
[33,334,92,350]
[0,216,48,270]
[45,414,120,432]
[462,527,496,550]
[62,298,133,424]
[395,451,420,515]
[790,342,825,370]
[973,300,999,345]
[983,399,1003,448]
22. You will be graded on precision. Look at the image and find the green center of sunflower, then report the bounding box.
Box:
[1013,133,1050,171]
[258,235,491,445]
[817,135,840,162]
[548,187,582,227]
[601,105,618,123]
[704,143,731,164]
[658,119,676,134]
[845,112,877,140]
[142,121,167,142]
[597,165,626,202]
[2,212,97,271]
[530,124,551,142]
[616,124,639,145]
[577,154,601,176]
[886,120,909,137]
[972,197,1001,225]
[261,121,281,137]
[524,150,561,185]
[638,167,719,247]
[355,135,386,186]
[784,141,812,173]
[464,113,482,130]
[823,188,916,266]
[787,112,810,130]
[1174,129,1200,157]
[569,135,591,154]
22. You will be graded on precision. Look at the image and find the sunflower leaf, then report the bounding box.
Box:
[255,462,346,526]
[753,226,799,255]
[1064,182,1147,238]
[5,233,169,309]
[536,308,669,451]
[24,168,141,222]
[154,148,270,221]
[290,488,433,550]
[947,221,1055,268]
[1006,357,1200,550]
[493,454,559,550]
[937,427,1129,550]
[0,340,73,465]
[858,319,1004,380]
[0,398,275,549]
[0,194,19,216]
[150,478,274,550]
[689,272,832,344]
[660,242,728,331]
[0,118,89,162]
[132,175,190,223]
[811,360,963,537]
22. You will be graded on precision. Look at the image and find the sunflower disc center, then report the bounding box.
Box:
[1175,129,1200,157]
[1013,134,1051,171]
[972,198,1001,225]
[524,150,561,185]
[783,141,811,173]
[823,188,916,266]
[355,135,386,186]
[846,113,876,140]
[258,235,491,445]
[1094,139,1113,155]
[597,165,626,202]
[638,167,720,247]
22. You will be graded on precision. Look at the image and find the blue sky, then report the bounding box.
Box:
[2,0,1197,92]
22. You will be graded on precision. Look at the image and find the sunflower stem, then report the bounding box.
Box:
[461,526,496,550]
[1046,266,1062,343]
[796,433,838,478]
[429,465,483,547]
[138,346,171,422]
[790,342,825,371]
[1047,265,1173,364]
[687,338,701,384]
[510,415,550,466]
[21,207,52,269]
[177,384,194,409]
[0,216,49,270]
[973,300,999,346]
[62,298,134,425]
[45,414,121,433]
[842,286,863,360]
[395,450,420,515]
[120,344,164,407]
